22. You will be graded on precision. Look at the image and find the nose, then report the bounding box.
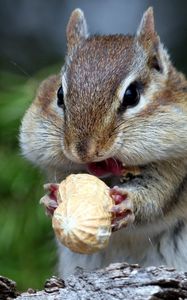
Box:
[72,139,98,162]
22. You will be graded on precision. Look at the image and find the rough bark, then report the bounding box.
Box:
[2,263,187,299]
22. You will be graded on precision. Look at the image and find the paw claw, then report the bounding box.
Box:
[40,183,59,217]
[110,187,127,204]
[110,186,134,232]
[111,212,135,232]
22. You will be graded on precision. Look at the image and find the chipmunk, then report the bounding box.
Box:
[20,7,187,277]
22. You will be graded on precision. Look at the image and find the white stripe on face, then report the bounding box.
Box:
[62,72,68,97]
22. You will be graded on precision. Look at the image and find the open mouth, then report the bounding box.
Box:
[87,158,124,178]
[87,157,141,185]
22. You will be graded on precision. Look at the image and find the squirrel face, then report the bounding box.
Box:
[20,8,187,172]
[63,35,140,162]
[58,8,187,166]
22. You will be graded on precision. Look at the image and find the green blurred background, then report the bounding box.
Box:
[0,67,59,291]
[0,0,187,292]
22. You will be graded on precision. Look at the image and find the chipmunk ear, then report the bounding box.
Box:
[137,7,170,75]
[66,9,88,54]
[136,7,157,40]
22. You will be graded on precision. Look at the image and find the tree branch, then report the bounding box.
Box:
[2,263,187,299]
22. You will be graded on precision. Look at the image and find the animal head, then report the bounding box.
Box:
[60,8,186,165]
[20,8,187,172]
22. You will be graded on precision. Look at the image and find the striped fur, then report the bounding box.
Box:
[20,8,187,276]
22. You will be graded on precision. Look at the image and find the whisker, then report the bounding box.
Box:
[30,111,63,135]
[21,130,62,139]
[111,157,119,169]
[10,60,32,78]
[109,121,133,139]
[21,144,58,155]
[42,121,62,135]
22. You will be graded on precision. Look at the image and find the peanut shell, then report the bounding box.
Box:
[52,174,113,254]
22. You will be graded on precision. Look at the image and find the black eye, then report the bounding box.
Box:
[120,83,140,111]
[57,86,65,109]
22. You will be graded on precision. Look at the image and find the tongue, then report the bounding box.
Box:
[87,158,124,177]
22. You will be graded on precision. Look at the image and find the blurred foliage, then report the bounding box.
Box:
[0,64,61,291]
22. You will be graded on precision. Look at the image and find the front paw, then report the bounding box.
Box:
[110,186,135,232]
[40,183,59,216]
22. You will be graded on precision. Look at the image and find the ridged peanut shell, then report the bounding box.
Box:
[52,174,113,254]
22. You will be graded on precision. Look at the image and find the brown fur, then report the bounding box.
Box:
[37,74,61,115]
[20,8,187,275]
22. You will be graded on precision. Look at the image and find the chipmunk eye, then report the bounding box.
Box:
[57,86,65,109]
[121,83,140,110]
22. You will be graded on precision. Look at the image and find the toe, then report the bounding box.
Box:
[111,212,135,232]
[110,187,128,204]
[40,183,59,217]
